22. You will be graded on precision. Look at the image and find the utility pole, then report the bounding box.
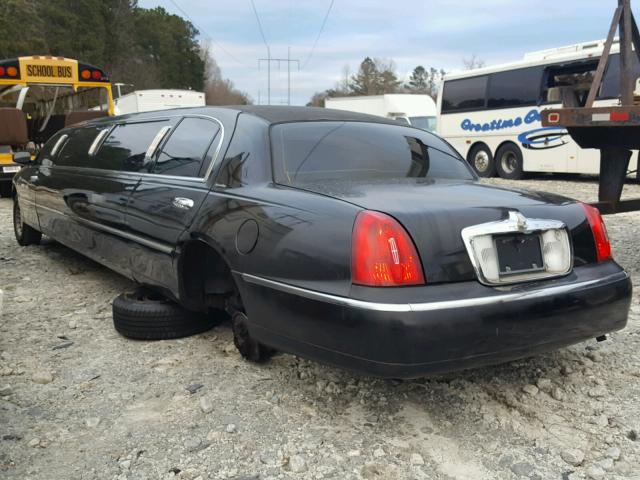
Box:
[259,49,300,105]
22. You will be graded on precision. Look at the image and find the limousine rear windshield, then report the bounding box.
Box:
[271,121,473,186]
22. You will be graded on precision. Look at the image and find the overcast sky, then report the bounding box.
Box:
[138,0,627,105]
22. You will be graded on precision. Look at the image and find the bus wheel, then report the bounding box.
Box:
[468,144,496,177]
[496,143,524,180]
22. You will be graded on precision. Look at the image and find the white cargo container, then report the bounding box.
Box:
[115,89,205,114]
[325,94,437,132]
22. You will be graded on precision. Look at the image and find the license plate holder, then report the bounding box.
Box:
[495,233,544,276]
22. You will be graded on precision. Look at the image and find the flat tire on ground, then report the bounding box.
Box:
[112,289,217,340]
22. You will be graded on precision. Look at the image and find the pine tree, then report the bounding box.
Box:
[407,66,429,93]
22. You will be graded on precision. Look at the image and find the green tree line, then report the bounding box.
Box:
[0,0,250,103]
[308,57,447,107]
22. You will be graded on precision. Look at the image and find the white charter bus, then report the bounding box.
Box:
[436,39,639,179]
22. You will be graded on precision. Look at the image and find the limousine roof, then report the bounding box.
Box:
[89,105,404,127]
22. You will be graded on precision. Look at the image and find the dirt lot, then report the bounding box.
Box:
[1,176,639,480]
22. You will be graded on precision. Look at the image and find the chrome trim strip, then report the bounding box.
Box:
[76,217,174,254]
[88,128,111,155]
[51,134,69,156]
[35,203,174,254]
[145,125,172,159]
[240,271,627,313]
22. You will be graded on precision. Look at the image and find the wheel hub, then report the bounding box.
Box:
[474,151,489,172]
[502,152,518,173]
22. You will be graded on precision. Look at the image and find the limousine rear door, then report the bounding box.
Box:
[125,116,224,289]
[35,119,172,277]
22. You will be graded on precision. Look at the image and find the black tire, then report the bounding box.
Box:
[113,289,216,340]
[13,199,42,246]
[467,144,496,177]
[0,182,11,198]
[495,143,525,180]
[226,290,274,363]
[231,311,274,363]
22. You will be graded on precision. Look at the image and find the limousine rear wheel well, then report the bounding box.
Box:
[179,240,235,312]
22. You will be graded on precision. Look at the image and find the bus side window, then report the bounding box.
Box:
[441,75,488,113]
[487,66,544,108]
[543,60,599,106]
[600,53,640,99]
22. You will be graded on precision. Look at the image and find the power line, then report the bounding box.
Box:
[249,0,270,51]
[167,0,253,68]
[249,0,273,104]
[302,0,335,68]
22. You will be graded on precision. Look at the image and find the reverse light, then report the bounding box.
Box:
[352,211,425,287]
[581,203,612,262]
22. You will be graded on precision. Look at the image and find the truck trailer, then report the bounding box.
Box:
[324,94,437,132]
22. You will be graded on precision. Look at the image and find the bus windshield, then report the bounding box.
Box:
[0,56,114,148]
[409,116,437,133]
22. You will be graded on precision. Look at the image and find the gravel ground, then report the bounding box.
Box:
[1,175,639,480]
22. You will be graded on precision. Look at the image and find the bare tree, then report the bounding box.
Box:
[200,41,252,105]
[462,54,486,70]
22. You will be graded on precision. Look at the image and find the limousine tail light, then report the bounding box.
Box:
[352,211,425,287]
[581,202,612,262]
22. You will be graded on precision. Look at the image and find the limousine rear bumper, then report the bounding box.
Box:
[238,261,632,378]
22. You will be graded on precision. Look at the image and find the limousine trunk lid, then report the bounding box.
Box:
[292,178,596,284]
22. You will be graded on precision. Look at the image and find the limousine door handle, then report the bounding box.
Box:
[172,197,195,210]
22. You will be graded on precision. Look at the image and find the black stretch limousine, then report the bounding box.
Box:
[12,106,632,378]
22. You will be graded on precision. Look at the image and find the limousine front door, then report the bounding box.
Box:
[124,116,224,294]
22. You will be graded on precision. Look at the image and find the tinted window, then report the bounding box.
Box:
[216,114,269,188]
[55,126,103,167]
[272,122,474,186]
[487,67,544,108]
[441,75,488,113]
[36,131,65,166]
[95,121,165,171]
[151,117,220,177]
[600,53,640,99]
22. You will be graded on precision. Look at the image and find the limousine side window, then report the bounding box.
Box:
[151,117,220,177]
[95,121,169,172]
[55,126,103,167]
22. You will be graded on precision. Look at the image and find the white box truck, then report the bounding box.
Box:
[115,89,205,115]
[324,94,437,132]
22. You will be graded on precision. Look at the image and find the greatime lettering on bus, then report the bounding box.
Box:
[460,109,541,132]
[25,64,73,78]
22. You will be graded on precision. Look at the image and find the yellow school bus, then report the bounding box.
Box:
[0,56,115,196]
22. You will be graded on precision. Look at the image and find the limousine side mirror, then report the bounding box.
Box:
[13,151,31,165]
